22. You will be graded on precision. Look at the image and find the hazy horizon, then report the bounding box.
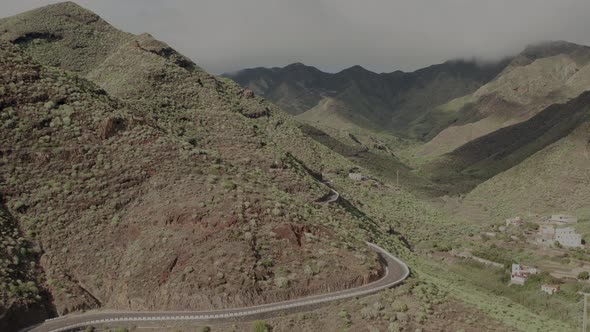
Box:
[2,0,590,74]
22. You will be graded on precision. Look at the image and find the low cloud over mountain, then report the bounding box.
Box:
[3,0,590,74]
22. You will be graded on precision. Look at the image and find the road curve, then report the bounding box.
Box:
[25,242,409,332]
[316,180,340,204]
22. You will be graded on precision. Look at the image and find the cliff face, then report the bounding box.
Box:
[0,2,387,324]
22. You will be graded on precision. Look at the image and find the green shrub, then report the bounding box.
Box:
[112,328,128,332]
[260,257,273,267]
[391,301,408,312]
[252,320,269,332]
[338,309,352,326]
[222,180,236,190]
[578,271,589,280]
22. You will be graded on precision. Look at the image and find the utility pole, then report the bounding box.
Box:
[579,292,589,332]
[396,170,399,187]
[585,293,588,332]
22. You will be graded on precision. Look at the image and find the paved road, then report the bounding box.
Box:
[25,242,409,332]
[324,188,340,203]
[316,181,340,204]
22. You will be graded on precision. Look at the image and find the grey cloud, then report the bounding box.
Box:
[3,0,590,74]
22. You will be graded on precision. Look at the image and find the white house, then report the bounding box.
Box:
[511,263,538,285]
[512,264,538,275]
[541,284,560,295]
[555,227,583,248]
[511,274,527,285]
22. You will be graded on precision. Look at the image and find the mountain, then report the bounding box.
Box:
[463,115,590,219]
[452,90,590,219]
[225,59,510,137]
[0,1,132,74]
[0,3,395,328]
[418,41,590,157]
[2,3,588,332]
[422,42,590,205]
[425,90,590,190]
[227,62,328,116]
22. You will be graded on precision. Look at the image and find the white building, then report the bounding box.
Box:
[541,284,560,295]
[511,274,527,285]
[555,227,583,248]
[511,264,538,285]
[512,264,538,275]
[549,215,578,224]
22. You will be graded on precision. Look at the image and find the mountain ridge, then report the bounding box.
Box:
[224,58,511,136]
[418,40,590,158]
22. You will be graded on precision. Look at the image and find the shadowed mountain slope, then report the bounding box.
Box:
[462,109,590,219]
[424,91,590,191]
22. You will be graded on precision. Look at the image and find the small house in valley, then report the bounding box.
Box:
[541,284,560,295]
[512,264,538,275]
[511,274,527,285]
[535,224,582,248]
[555,227,583,248]
[511,263,538,285]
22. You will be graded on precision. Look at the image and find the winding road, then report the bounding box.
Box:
[316,180,340,204]
[25,242,409,332]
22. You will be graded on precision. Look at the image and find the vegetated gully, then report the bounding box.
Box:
[24,242,409,332]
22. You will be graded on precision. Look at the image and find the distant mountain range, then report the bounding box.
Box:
[227,42,590,144]
[228,40,590,215]
[224,59,510,138]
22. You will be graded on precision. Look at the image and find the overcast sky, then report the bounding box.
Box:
[3,0,590,74]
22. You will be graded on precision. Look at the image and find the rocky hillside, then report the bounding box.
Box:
[225,59,509,138]
[419,41,590,157]
[0,3,402,328]
[0,199,51,331]
[0,1,132,74]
